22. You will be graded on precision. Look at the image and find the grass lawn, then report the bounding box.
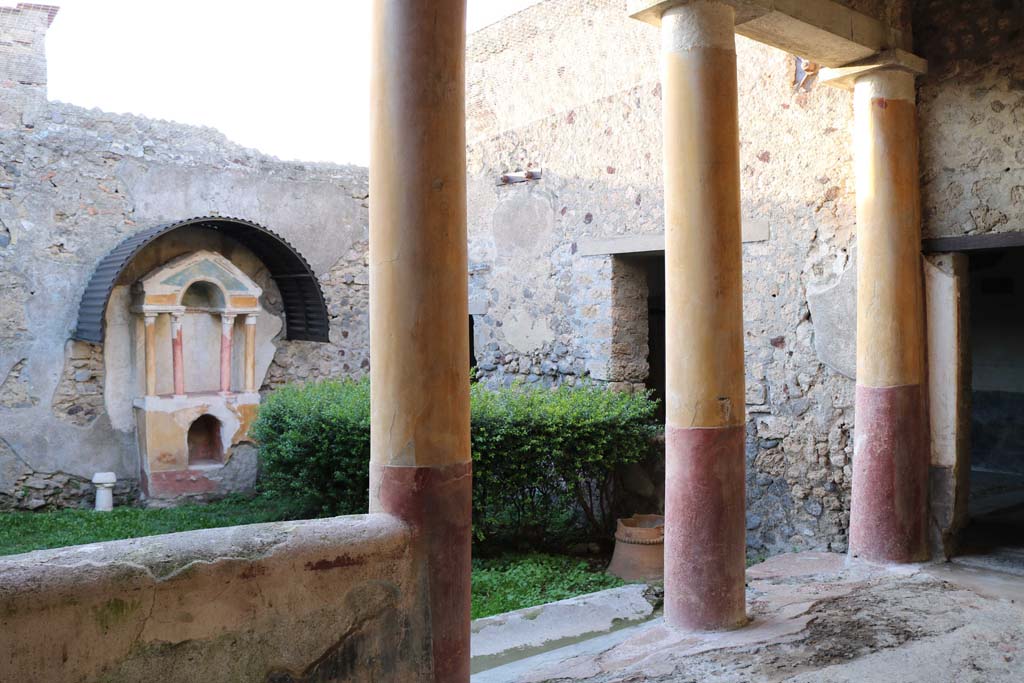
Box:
[471,553,624,619]
[0,495,312,557]
[0,498,624,620]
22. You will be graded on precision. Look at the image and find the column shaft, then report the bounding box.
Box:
[144,315,157,397]
[850,70,929,563]
[661,0,747,631]
[369,0,471,679]
[244,315,257,392]
[220,314,235,393]
[171,314,185,397]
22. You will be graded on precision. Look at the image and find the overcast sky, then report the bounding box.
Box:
[45,1,543,165]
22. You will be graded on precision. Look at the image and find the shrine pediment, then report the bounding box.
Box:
[134,250,262,313]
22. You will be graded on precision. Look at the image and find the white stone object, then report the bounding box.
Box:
[92,472,117,512]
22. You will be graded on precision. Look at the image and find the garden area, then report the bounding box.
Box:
[0,379,659,619]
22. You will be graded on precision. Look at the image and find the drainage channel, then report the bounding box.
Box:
[470,583,662,677]
[472,615,662,680]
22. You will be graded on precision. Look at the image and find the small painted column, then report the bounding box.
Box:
[171,313,185,397]
[219,314,236,394]
[143,314,157,397]
[369,0,471,680]
[660,0,747,631]
[849,68,929,563]
[243,314,257,393]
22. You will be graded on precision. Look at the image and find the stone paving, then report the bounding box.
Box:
[474,552,1024,682]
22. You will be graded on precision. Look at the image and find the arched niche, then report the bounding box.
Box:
[72,217,330,502]
[188,414,224,466]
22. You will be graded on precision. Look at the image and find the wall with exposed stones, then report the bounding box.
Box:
[915,0,1024,240]
[0,5,371,508]
[3,0,1020,548]
[466,0,1024,558]
[465,0,862,558]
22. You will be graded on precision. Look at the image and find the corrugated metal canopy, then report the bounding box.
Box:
[73,216,330,344]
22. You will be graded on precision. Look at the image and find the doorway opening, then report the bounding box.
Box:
[469,315,478,377]
[187,414,224,467]
[962,247,1024,559]
[644,257,666,422]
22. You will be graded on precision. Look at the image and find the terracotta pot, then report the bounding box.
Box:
[606,513,664,581]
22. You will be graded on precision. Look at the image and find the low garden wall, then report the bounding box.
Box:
[0,514,429,682]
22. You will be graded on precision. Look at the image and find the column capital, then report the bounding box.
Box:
[630,0,747,26]
[143,313,158,324]
[661,0,736,52]
[819,48,927,91]
[244,313,258,325]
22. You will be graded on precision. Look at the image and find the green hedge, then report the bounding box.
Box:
[470,381,658,544]
[252,378,659,544]
[251,380,371,516]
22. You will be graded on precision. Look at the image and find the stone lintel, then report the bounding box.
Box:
[627,0,909,68]
[579,220,769,257]
[818,49,927,90]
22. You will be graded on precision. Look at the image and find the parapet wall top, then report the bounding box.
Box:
[627,0,910,68]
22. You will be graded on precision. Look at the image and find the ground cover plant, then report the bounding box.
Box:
[471,553,625,619]
[253,378,660,546]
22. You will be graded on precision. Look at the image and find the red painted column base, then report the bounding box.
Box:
[374,461,472,682]
[665,424,748,631]
[850,384,929,563]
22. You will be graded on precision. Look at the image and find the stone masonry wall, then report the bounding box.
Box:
[916,0,1024,240]
[466,0,860,557]
[0,10,371,507]
[51,340,105,426]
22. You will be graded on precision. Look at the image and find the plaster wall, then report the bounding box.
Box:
[0,17,371,506]
[0,514,430,682]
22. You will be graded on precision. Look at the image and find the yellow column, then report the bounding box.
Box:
[849,68,929,563]
[660,0,747,632]
[369,0,471,679]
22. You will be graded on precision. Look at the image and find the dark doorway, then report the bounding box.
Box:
[645,257,666,421]
[963,247,1024,557]
[469,315,478,379]
[187,414,224,466]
